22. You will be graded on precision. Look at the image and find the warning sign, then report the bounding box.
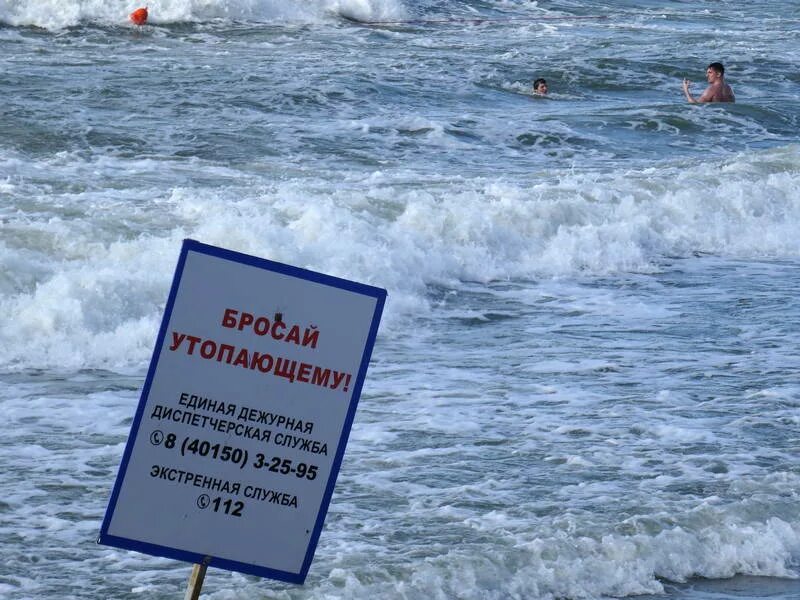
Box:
[98,239,386,584]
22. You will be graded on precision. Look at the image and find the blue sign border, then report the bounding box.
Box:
[98,239,387,584]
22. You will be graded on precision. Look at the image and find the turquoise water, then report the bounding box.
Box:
[1,1,799,598]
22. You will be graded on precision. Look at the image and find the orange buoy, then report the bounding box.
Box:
[130,7,148,26]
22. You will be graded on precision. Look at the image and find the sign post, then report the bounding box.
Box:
[184,561,209,600]
[99,239,386,591]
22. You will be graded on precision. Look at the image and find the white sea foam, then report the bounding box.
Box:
[2,6,799,598]
[189,518,800,599]
[1,146,799,370]
[0,0,405,29]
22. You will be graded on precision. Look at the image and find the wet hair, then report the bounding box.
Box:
[707,62,725,75]
[533,78,547,90]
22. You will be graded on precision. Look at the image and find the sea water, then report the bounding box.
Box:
[1,1,799,598]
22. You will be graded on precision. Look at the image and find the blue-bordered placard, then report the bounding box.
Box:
[98,239,386,583]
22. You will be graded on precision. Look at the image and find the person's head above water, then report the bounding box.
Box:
[533,78,548,94]
[682,61,734,103]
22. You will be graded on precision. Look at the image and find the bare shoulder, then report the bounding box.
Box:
[722,83,735,102]
[712,83,735,102]
[702,82,735,103]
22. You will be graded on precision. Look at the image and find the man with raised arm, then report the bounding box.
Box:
[683,62,735,103]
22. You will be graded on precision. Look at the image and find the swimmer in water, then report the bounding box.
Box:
[683,62,735,103]
[533,78,548,95]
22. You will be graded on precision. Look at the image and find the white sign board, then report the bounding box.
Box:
[99,239,386,583]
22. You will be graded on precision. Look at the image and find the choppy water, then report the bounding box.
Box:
[1,0,799,598]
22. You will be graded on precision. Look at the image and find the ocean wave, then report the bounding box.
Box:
[1,145,799,370]
[0,0,405,30]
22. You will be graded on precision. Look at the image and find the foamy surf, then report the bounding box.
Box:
[2,2,799,598]
[1,146,799,370]
[0,0,405,29]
